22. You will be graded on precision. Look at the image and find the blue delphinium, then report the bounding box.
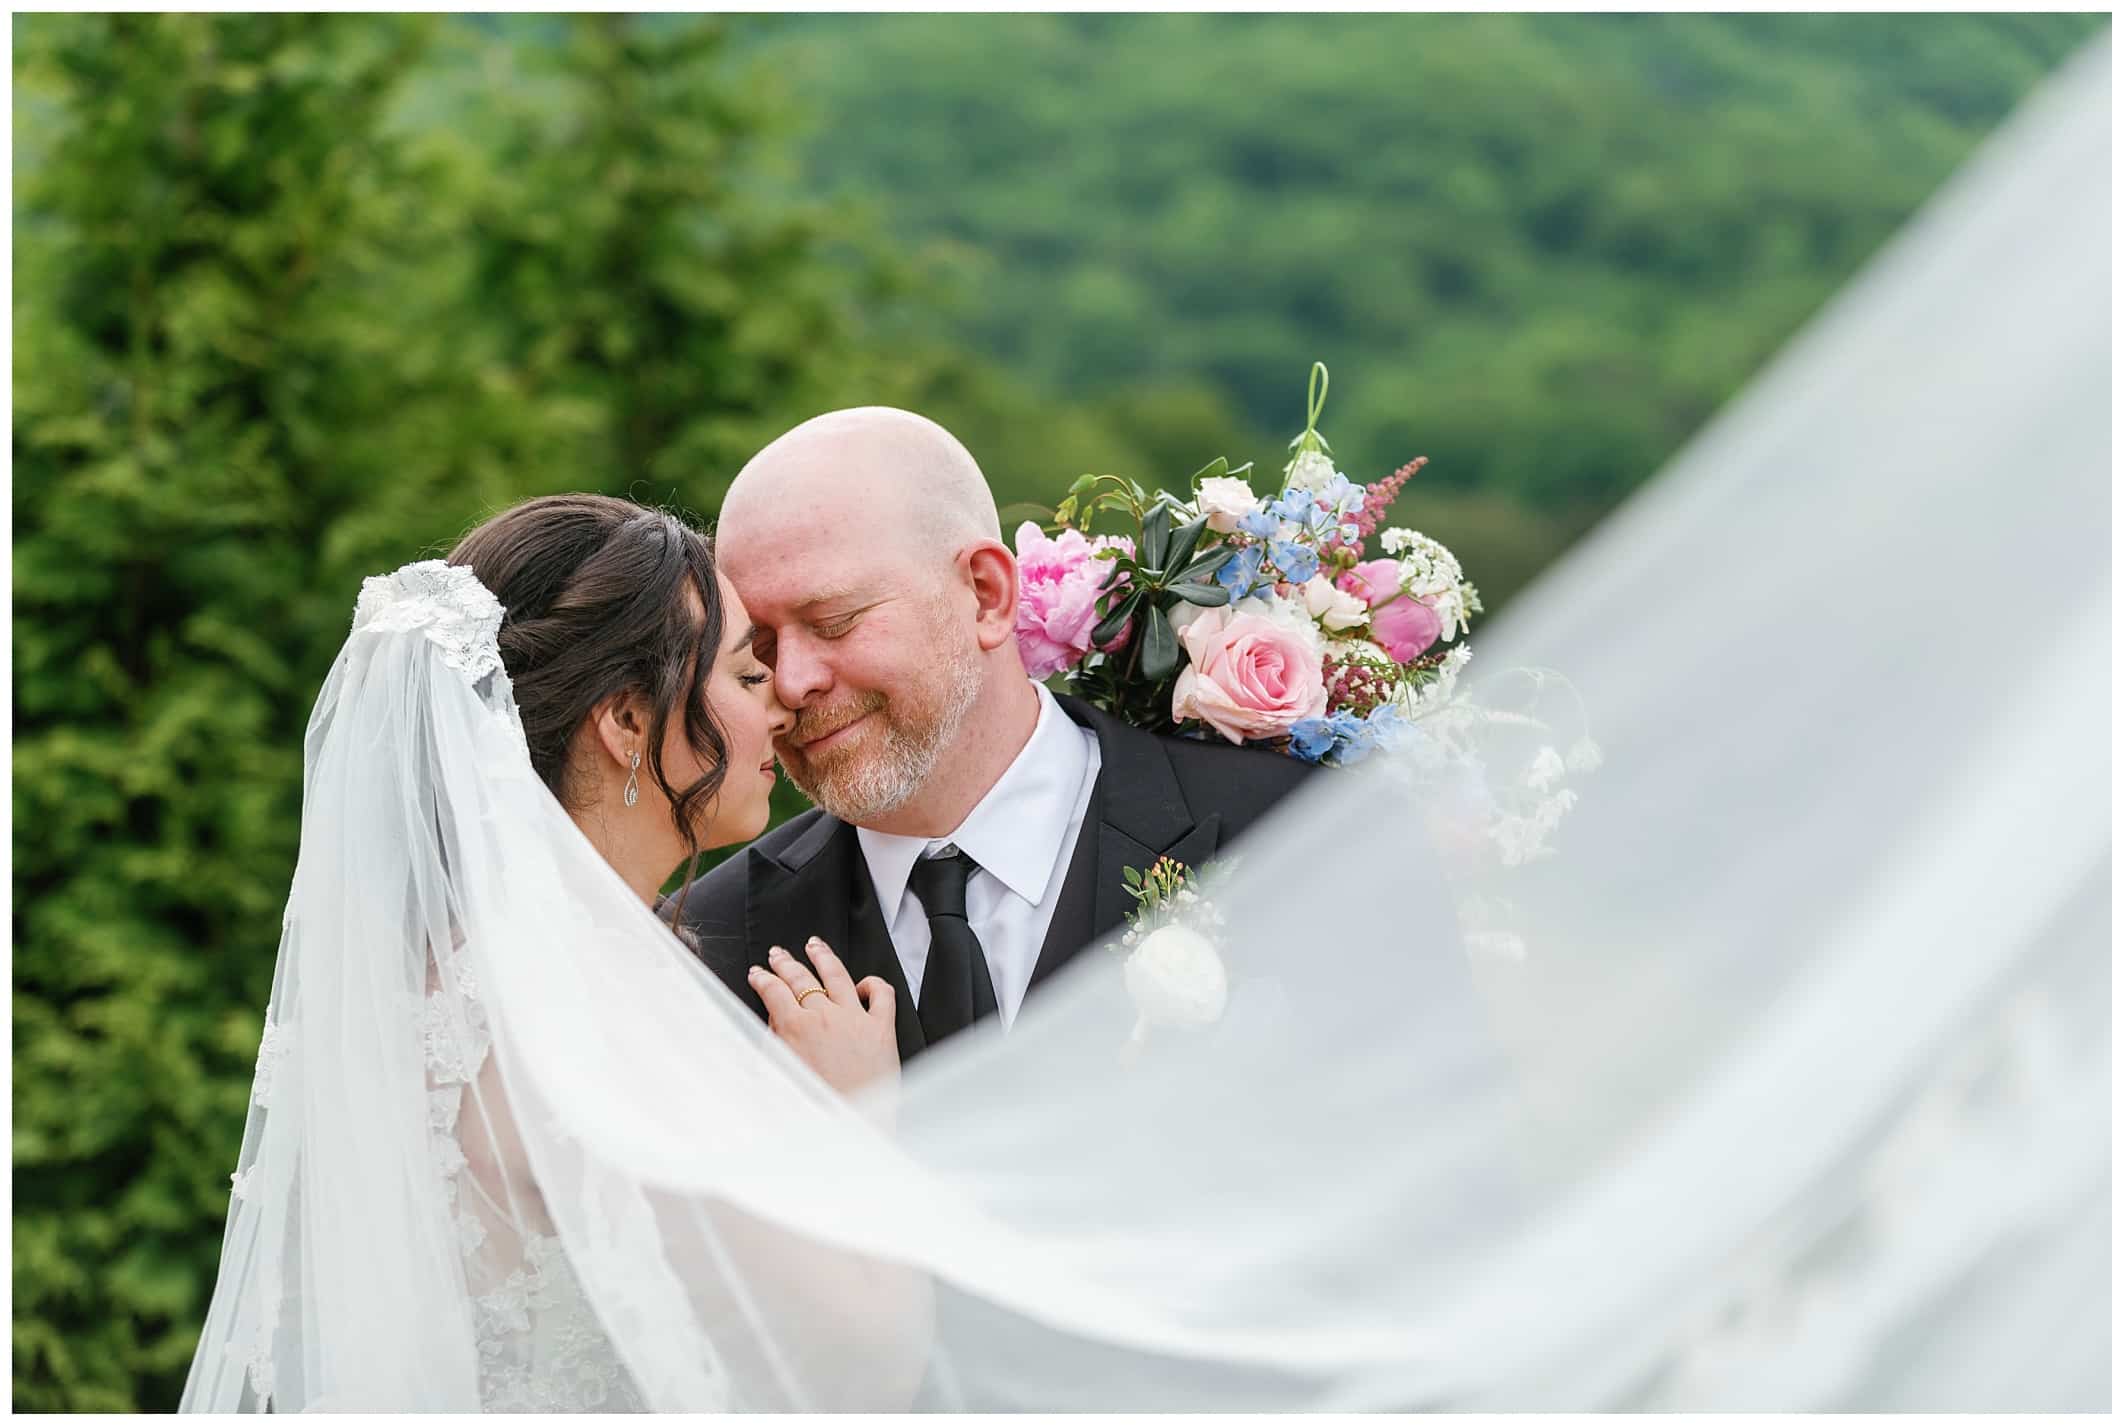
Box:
[1268,488,1321,526]
[1286,705,1418,767]
[1287,717,1338,763]
[1214,543,1268,600]
[1266,538,1319,586]
[1315,471,1366,522]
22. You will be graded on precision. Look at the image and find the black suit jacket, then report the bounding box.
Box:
[677,693,1313,1062]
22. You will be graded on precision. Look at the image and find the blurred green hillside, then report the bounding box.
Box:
[744,11,2097,583]
[12,11,2102,1410]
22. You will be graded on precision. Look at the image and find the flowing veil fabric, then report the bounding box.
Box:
[184,37,2108,1413]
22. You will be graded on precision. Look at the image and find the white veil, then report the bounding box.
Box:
[184,36,2108,1413]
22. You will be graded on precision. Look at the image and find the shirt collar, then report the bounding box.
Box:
[856,682,1091,911]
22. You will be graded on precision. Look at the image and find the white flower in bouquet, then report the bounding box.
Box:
[1525,745,1567,793]
[1195,475,1260,534]
[1490,788,1580,868]
[1380,527,1465,596]
[1284,448,1340,491]
[1300,574,1370,632]
[1165,599,1216,641]
[1123,924,1230,1029]
[1439,589,1474,642]
[1195,590,1324,657]
[1162,584,1314,645]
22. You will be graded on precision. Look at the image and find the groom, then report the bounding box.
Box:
[679,407,1312,1061]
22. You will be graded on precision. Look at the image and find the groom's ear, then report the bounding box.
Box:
[962,540,1020,652]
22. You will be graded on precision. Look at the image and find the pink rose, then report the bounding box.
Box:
[1338,557,1402,609]
[1171,606,1329,744]
[1013,522,1134,679]
[1369,594,1442,664]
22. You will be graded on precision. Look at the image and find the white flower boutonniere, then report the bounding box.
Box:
[1118,856,1229,1049]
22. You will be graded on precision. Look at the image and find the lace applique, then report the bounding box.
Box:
[423,965,645,1411]
[224,1258,283,1406]
[251,1022,295,1108]
[422,986,491,1086]
[475,1266,535,1339]
[475,1233,649,1413]
[352,559,506,684]
[458,1206,490,1255]
[426,1084,475,1210]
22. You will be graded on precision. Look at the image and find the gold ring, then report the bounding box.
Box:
[796,987,828,1007]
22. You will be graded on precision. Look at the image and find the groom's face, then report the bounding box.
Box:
[720,512,980,823]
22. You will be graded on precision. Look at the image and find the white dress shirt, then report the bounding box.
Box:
[857,682,1100,1028]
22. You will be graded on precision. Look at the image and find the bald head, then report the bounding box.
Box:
[712,407,1031,834]
[721,407,998,571]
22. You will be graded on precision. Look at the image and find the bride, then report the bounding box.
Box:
[183,36,2107,1414]
[185,495,933,1411]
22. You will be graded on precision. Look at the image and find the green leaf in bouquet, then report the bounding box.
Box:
[1161,512,1210,577]
[1141,501,1174,570]
[1095,555,1131,592]
[1166,580,1230,607]
[1188,456,1228,488]
[1067,473,1100,498]
[1174,545,1237,584]
[1090,589,1143,649]
[1138,602,1181,682]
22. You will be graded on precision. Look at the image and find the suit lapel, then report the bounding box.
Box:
[745,816,925,1060]
[1027,697,1224,992]
[1091,811,1221,943]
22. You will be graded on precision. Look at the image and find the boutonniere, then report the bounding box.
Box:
[1117,855,1230,1047]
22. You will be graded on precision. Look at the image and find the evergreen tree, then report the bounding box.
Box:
[456,13,897,509]
[13,15,455,1408]
[12,13,898,1406]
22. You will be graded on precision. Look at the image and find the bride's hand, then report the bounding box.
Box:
[748,938,901,1098]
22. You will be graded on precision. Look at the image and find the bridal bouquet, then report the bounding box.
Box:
[1014,363,1481,768]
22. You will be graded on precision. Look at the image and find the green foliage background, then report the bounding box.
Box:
[12,11,2101,1409]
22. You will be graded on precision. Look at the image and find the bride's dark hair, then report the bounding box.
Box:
[448,495,731,907]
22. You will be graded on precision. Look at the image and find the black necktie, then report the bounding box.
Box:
[910,847,997,1045]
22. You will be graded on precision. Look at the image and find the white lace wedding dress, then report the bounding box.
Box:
[423,965,646,1412]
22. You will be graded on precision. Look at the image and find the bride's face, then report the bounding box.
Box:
[684,572,793,848]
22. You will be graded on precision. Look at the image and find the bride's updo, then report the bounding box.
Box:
[448,495,732,863]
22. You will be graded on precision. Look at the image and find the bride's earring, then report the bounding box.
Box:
[623,750,640,808]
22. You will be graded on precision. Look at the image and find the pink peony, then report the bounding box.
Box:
[1171,606,1328,744]
[1369,594,1442,664]
[1013,522,1134,679]
[1336,555,1439,663]
[1338,557,1403,609]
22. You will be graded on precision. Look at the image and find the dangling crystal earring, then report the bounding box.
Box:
[623,750,640,808]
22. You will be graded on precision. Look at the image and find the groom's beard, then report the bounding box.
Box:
[777,644,983,825]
